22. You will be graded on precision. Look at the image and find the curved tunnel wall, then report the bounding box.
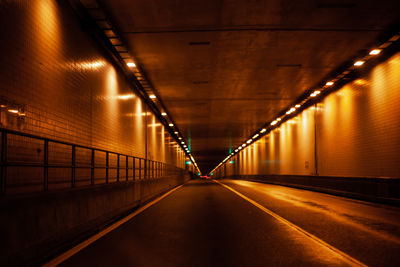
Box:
[217,52,400,199]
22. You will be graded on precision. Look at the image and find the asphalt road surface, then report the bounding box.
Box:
[58,179,400,267]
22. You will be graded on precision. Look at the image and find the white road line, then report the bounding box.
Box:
[214,180,368,267]
[42,184,184,267]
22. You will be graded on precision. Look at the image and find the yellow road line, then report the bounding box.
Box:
[43,184,184,267]
[214,180,368,267]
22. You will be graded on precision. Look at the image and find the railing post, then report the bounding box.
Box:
[1,131,7,194]
[143,159,146,179]
[126,156,128,182]
[91,149,95,185]
[106,151,109,184]
[71,145,76,188]
[117,154,120,182]
[146,159,149,179]
[138,158,141,179]
[132,157,135,181]
[43,140,48,191]
[145,159,147,179]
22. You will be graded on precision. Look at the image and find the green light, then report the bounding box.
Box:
[198,173,201,175]
[185,161,191,165]
[210,173,213,175]
[229,160,234,164]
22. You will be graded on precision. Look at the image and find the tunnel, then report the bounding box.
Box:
[1,0,400,266]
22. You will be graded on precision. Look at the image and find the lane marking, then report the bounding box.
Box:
[214,180,368,267]
[43,184,184,267]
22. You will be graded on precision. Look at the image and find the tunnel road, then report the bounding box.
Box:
[54,179,400,267]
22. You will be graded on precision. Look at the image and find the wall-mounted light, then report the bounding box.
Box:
[117,94,134,100]
[7,109,19,114]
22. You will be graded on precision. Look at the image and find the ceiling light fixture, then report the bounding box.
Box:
[310,90,321,97]
[169,123,174,127]
[161,112,167,116]
[149,94,156,99]
[326,81,334,86]
[127,62,136,67]
[369,49,381,55]
[354,61,364,66]
[286,107,296,115]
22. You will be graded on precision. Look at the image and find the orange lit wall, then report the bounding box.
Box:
[220,52,400,179]
[0,1,185,168]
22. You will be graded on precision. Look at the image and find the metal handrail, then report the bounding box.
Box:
[0,127,185,195]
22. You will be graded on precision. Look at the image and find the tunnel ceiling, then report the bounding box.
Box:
[99,0,400,173]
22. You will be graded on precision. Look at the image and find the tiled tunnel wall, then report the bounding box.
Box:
[0,0,187,194]
[218,52,400,197]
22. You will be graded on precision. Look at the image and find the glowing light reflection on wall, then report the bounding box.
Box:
[64,60,107,71]
[105,67,118,132]
[134,99,145,158]
[35,0,60,52]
